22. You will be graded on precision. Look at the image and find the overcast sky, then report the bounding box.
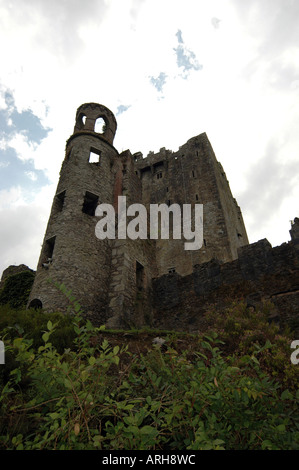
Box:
[0,0,298,277]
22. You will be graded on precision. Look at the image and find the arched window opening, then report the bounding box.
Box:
[77,113,87,130]
[29,299,43,310]
[94,117,106,133]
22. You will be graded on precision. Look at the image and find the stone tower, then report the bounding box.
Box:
[28,102,249,328]
[28,103,120,323]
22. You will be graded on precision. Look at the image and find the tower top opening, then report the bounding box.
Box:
[73,103,117,145]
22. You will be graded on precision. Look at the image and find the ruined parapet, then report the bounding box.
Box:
[237,239,273,280]
[0,264,34,290]
[290,217,299,246]
[152,229,299,332]
[73,102,117,146]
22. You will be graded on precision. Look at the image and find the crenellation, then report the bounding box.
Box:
[152,236,299,333]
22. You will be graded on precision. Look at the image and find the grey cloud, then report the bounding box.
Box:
[6,0,109,59]
[267,62,299,90]
[211,17,221,29]
[231,0,299,91]
[130,0,147,20]
[242,57,299,93]
[0,204,47,277]
[238,140,299,224]
[232,0,299,57]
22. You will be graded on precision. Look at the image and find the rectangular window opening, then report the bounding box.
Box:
[55,190,66,212]
[42,236,56,265]
[136,261,144,292]
[82,191,99,216]
[89,147,101,164]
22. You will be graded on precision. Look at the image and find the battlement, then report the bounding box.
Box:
[152,235,299,333]
[134,132,208,169]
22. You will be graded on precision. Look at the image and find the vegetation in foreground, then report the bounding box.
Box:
[0,301,298,450]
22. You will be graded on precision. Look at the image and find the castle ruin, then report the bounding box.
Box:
[27,103,299,331]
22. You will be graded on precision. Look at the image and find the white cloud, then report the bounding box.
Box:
[0,184,55,276]
[0,0,298,277]
[4,132,38,162]
[25,171,38,182]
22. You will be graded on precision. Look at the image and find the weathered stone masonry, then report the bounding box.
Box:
[152,226,299,333]
[27,103,299,331]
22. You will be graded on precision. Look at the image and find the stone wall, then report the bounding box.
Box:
[152,237,299,333]
[134,133,248,277]
[106,149,158,328]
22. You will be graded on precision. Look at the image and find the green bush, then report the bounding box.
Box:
[0,306,76,389]
[0,305,75,353]
[0,313,298,450]
[0,271,35,309]
[204,301,299,392]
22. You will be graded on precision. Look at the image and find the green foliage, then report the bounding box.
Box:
[0,305,75,353]
[0,271,35,309]
[204,301,299,392]
[0,309,298,450]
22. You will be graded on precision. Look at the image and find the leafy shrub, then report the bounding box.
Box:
[0,271,35,309]
[0,313,298,450]
[204,301,299,392]
[0,305,75,353]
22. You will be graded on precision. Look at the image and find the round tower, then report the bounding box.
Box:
[28,103,119,323]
